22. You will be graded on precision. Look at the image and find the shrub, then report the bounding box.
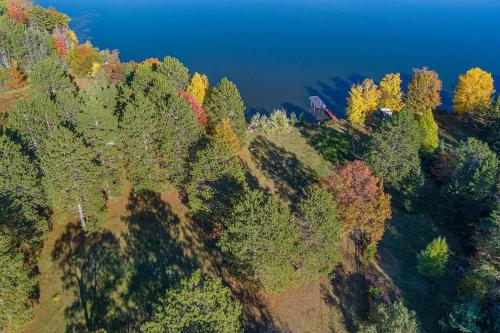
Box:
[248,109,293,134]
[417,237,449,279]
[358,301,419,333]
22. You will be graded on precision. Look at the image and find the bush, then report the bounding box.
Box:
[248,109,293,134]
[358,301,419,333]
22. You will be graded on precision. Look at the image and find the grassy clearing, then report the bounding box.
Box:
[0,87,29,113]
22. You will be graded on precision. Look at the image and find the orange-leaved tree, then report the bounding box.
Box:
[7,0,28,24]
[322,160,391,246]
[405,67,442,115]
[4,60,26,89]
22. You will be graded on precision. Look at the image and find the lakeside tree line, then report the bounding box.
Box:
[1,1,499,332]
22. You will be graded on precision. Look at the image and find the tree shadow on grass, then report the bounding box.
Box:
[250,136,317,202]
[52,223,126,332]
[120,190,197,328]
[299,125,351,164]
[321,265,367,332]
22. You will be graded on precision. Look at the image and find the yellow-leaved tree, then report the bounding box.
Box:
[453,67,495,121]
[346,79,380,125]
[379,73,404,111]
[187,72,209,106]
[212,118,240,155]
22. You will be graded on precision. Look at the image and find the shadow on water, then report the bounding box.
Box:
[250,136,317,201]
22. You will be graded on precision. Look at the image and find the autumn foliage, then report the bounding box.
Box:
[142,57,161,65]
[68,43,102,77]
[323,160,392,245]
[7,0,28,23]
[4,61,26,89]
[212,118,241,155]
[52,27,67,57]
[405,67,442,115]
[453,67,495,120]
[379,73,404,111]
[179,91,208,127]
[346,78,381,124]
[187,72,209,105]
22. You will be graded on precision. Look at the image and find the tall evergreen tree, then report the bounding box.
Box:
[0,136,47,245]
[121,93,166,193]
[76,83,123,197]
[9,92,59,153]
[40,126,106,232]
[157,56,190,92]
[363,109,424,206]
[417,109,439,154]
[204,78,247,140]
[219,190,301,292]
[297,186,342,280]
[158,94,203,186]
[186,136,247,224]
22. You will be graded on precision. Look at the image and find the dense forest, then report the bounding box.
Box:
[0,1,498,332]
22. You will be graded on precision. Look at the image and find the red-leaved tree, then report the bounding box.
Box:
[322,160,392,246]
[179,91,208,127]
[52,26,67,57]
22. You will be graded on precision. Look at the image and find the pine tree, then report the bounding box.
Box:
[417,237,449,278]
[0,136,48,245]
[297,186,342,280]
[363,109,424,207]
[141,270,242,333]
[40,126,106,232]
[121,93,166,193]
[157,56,190,92]
[159,94,203,185]
[204,77,247,140]
[186,72,209,105]
[9,92,60,153]
[76,83,122,197]
[417,109,439,153]
[212,118,240,156]
[379,73,404,111]
[219,190,301,292]
[186,136,247,224]
[27,56,75,96]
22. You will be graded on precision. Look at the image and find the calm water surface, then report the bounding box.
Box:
[38,0,500,118]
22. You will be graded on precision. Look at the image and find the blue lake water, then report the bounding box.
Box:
[38,0,500,118]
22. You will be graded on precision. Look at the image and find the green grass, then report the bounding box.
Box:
[378,210,465,332]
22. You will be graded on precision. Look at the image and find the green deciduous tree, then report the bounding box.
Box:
[141,270,242,333]
[447,138,499,218]
[359,301,420,333]
[417,109,439,153]
[405,67,442,115]
[417,237,449,279]
[204,77,247,140]
[186,136,247,224]
[40,126,106,232]
[363,109,424,207]
[219,190,300,292]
